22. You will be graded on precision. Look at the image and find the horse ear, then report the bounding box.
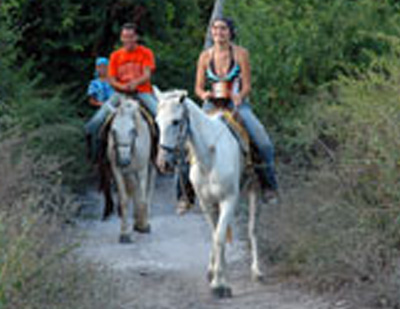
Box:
[179,90,188,104]
[153,85,163,101]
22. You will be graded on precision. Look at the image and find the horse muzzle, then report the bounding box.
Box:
[116,146,133,167]
[156,146,176,174]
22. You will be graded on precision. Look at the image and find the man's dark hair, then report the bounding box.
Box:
[122,23,137,32]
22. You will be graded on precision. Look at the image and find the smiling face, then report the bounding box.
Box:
[211,20,231,44]
[121,28,138,52]
[96,63,108,78]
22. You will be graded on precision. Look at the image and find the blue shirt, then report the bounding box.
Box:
[87,78,114,103]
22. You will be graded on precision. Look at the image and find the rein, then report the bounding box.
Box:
[112,109,139,166]
[159,100,190,164]
[158,100,192,203]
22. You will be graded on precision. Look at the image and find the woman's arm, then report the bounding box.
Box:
[195,51,212,101]
[232,46,251,106]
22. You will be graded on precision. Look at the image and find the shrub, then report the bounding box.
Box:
[0,135,115,309]
[258,56,400,307]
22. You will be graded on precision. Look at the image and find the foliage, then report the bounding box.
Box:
[259,55,400,307]
[3,0,211,102]
[226,0,400,127]
[0,136,116,309]
[3,0,400,306]
[223,1,400,305]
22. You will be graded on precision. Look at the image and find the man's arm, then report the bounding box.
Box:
[109,48,154,94]
[126,66,152,92]
[109,67,152,94]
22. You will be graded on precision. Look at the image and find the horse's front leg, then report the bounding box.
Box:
[100,160,115,220]
[132,169,150,233]
[113,170,131,243]
[210,197,236,298]
[248,186,263,281]
[203,202,219,282]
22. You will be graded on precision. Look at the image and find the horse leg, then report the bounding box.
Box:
[248,185,264,281]
[210,197,236,298]
[146,165,156,209]
[204,203,219,282]
[133,169,151,233]
[133,201,150,233]
[113,172,131,243]
[99,161,114,220]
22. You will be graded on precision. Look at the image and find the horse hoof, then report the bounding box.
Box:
[251,266,265,282]
[207,271,213,282]
[102,213,112,221]
[252,272,265,283]
[134,224,151,234]
[211,286,232,299]
[119,234,132,244]
[176,200,193,215]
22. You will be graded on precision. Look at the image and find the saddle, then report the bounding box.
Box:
[206,107,265,186]
[206,107,250,157]
[219,110,250,154]
[137,105,158,163]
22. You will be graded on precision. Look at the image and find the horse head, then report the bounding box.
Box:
[155,89,188,174]
[110,97,141,167]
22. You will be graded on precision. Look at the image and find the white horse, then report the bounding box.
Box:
[107,96,155,243]
[155,89,263,298]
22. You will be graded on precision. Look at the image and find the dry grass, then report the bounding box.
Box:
[0,135,116,309]
[250,62,400,308]
[257,162,400,308]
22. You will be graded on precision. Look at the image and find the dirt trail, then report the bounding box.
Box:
[76,175,347,309]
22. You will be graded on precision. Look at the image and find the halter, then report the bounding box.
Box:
[158,97,190,166]
[112,127,138,149]
[112,109,139,167]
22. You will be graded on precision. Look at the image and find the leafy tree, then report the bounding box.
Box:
[5,0,211,102]
[225,0,400,122]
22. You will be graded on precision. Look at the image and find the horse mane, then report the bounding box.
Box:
[118,97,143,132]
[157,89,188,112]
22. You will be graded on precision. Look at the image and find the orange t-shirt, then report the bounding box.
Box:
[108,45,155,93]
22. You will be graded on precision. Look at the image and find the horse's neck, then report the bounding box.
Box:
[135,109,150,139]
[185,99,221,171]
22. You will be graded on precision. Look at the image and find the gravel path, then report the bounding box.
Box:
[75,175,347,309]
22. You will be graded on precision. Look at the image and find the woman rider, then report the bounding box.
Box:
[195,17,279,199]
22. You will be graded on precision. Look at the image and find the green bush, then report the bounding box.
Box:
[3,0,209,102]
[226,0,400,127]
[0,136,115,309]
[259,56,400,306]
[223,1,400,305]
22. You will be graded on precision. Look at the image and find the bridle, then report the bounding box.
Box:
[158,97,190,166]
[158,97,192,202]
[113,127,138,149]
[112,113,139,166]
